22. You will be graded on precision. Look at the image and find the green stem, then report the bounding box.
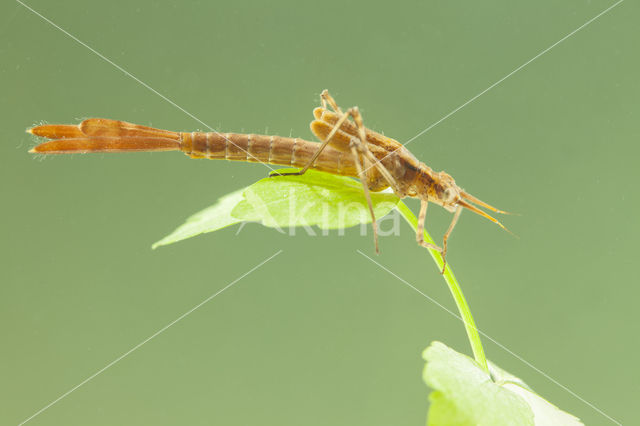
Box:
[395,201,488,372]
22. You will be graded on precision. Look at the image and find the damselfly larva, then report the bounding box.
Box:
[29,90,510,272]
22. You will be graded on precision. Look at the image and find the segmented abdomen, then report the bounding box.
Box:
[180,132,359,177]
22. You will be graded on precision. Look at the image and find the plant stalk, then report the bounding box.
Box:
[395,201,488,372]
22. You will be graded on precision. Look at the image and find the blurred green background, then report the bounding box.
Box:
[1,1,637,424]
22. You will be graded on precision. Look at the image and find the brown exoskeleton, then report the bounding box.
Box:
[28,90,509,272]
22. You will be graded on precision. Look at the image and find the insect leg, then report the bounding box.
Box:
[320,89,343,114]
[350,139,379,254]
[440,206,463,274]
[416,200,442,252]
[270,107,356,177]
[348,107,403,195]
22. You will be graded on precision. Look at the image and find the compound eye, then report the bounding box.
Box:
[443,188,455,203]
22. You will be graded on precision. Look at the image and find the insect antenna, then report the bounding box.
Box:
[456,199,517,238]
[460,190,512,215]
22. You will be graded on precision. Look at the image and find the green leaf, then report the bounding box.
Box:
[489,367,584,426]
[423,341,582,426]
[152,169,400,248]
[151,188,245,249]
[232,169,399,229]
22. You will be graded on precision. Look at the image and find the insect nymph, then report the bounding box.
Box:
[29,90,509,271]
